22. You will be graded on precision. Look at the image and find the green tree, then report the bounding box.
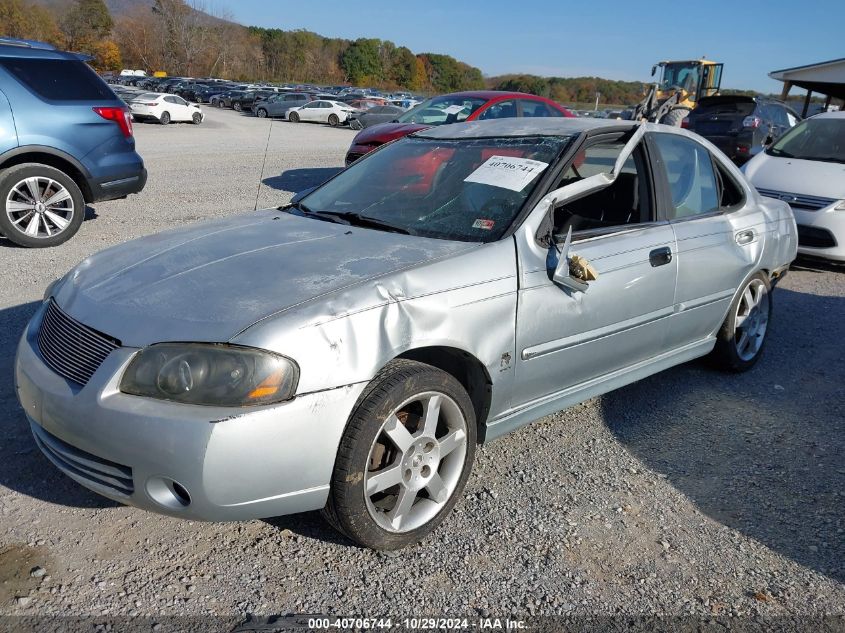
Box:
[62,0,113,51]
[341,38,382,84]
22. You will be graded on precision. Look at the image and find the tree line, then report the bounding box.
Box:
[487,74,650,107]
[0,0,485,92]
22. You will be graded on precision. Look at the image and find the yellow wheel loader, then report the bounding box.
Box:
[632,59,723,125]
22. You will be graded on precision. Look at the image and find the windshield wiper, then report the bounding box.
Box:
[767,148,794,158]
[314,211,414,235]
[797,156,845,164]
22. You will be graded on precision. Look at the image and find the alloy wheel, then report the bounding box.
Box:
[734,279,769,361]
[364,391,468,533]
[5,177,75,240]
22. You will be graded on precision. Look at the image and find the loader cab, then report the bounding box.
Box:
[654,60,723,107]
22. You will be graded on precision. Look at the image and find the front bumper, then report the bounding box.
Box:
[791,204,845,262]
[15,304,365,521]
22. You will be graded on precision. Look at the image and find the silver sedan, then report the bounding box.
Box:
[15,118,797,550]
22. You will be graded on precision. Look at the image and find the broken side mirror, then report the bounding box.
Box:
[550,226,593,293]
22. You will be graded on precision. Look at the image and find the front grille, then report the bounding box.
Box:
[797,225,838,249]
[37,300,120,386]
[32,424,134,496]
[756,188,837,211]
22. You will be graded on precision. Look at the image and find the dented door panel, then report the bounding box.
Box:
[511,224,677,411]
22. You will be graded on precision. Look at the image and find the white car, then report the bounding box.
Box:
[743,111,845,262]
[287,100,356,126]
[129,93,204,125]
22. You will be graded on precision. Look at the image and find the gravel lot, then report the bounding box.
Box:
[0,108,843,627]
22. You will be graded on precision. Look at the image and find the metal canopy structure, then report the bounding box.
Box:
[770,57,845,116]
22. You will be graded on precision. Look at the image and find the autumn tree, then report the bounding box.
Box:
[0,0,62,45]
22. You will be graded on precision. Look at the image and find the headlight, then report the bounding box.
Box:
[120,343,299,406]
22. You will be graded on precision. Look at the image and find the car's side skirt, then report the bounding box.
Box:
[483,337,716,442]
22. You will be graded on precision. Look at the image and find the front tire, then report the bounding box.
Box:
[256,108,267,118]
[160,111,171,125]
[323,360,477,550]
[659,107,691,127]
[0,163,85,248]
[288,111,300,123]
[711,272,772,371]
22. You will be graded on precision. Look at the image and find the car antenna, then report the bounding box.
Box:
[253,116,275,211]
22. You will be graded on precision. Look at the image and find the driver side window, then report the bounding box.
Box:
[552,139,653,237]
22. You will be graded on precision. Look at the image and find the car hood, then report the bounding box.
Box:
[744,153,845,199]
[352,122,430,144]
[53,210,473,347]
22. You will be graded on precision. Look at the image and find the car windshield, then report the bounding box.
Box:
[295,135,572,242]
[767,117,845,163]
[396,96,487,125]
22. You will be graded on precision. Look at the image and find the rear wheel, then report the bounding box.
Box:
[323,360,476,550]
[288,111,300,123]
[0,163,85,248]
[711,272,772,371]
[160,111,171,125]
[233,102,242,112]
[328,113,340,127]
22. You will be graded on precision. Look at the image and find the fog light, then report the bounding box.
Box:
[146,476,192,509]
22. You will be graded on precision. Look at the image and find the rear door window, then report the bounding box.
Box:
[519,99,563,117]
[0,58,115,101]
[651,134,720,219]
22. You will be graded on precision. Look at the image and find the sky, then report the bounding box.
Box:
[222,0,842,94]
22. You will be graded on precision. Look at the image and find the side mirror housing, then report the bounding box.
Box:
[549,226,591,293]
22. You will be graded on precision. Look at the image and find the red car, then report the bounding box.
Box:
[345,90,574,165]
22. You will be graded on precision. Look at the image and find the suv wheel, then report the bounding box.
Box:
[323,360,476,549]
[0,163,85,248]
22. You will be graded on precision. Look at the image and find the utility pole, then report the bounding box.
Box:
[594,91,600,111]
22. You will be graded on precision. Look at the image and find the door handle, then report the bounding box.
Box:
[735,229,755,245]
[649,246,672,267]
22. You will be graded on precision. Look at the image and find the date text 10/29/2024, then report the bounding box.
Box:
[307,617,528,630]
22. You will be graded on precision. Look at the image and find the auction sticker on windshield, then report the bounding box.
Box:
[464,155,549,191]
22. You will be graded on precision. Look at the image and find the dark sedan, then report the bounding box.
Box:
[349,105,406,130]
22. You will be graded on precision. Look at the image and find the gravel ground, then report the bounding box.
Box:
[0,108,843,628]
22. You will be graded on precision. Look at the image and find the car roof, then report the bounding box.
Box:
[415,117,636,139]
[435,90,550,100]
[811,110,845,119]
[0,38,85,60]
